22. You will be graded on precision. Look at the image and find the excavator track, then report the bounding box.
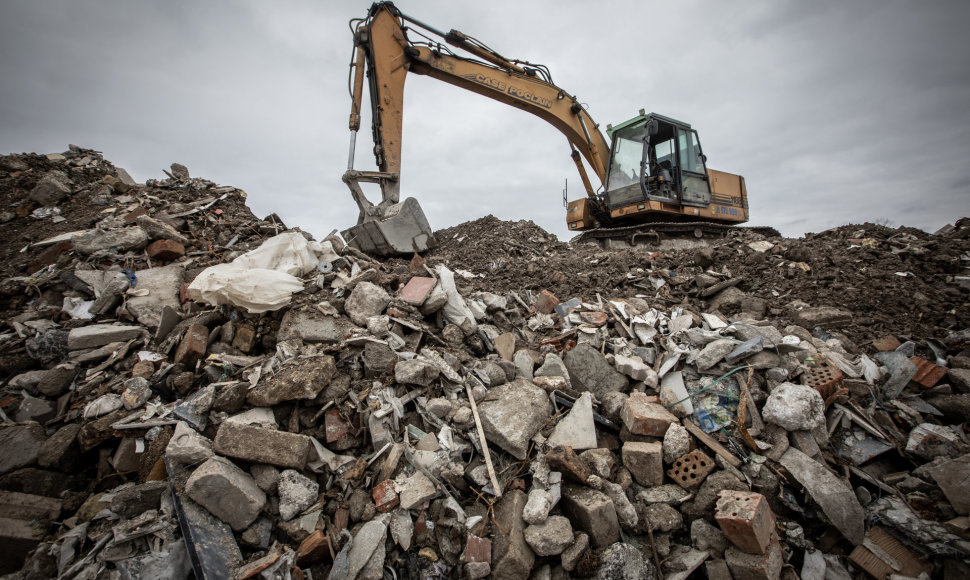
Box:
[570,221,780,247]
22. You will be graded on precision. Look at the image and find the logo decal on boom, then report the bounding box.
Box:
[462,73,552,108]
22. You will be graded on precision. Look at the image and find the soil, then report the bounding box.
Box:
[2,148,968,351]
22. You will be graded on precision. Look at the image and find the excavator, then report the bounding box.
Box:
[341,2,756,255]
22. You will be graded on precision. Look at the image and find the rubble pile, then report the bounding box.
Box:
[0,146,969,579]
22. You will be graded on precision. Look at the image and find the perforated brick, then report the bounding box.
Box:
[667,449,715,489]
[802,363,843,400]
[715,490,776,555]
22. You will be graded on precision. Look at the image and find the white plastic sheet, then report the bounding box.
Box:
[435,264,478,336]
[187,232,321,313]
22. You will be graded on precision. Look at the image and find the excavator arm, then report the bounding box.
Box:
[342,2,610,254]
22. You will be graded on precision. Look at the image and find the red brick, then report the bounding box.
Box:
[29,241,72,274]
[333,507,349,532]
[803,363,843,400]
[399,276,436,305]
[147,239,185,261]
[580,312,608,327]
[295,530,332,566]
[535,290,559,315]
[464,534,491,563]
[325,409,354,443]
[715,490,776,555]
[667,449,715,489]
[408,253,426,274]
[910,356,947,388]
[620,392,677,437]
[872,335,901,352]
[372,479,399,513]
[124,206,148,223]
[173,324,208,366]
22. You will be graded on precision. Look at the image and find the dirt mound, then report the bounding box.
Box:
[2,146,970,579]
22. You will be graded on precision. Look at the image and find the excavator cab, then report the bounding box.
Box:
[604,112,713,213]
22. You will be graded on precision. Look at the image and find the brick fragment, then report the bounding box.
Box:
[872,335,901,352]
[715,490,776,555]
[399,276,436,305]
[464,534,491,563]
[372,479,399,513]
[546,445,591,484]
[621,392,678,436]
[174,323,208,367]
[802,363,844,400]
[535,290,559,315]
[29,241,72,274]
[296,530,332,566]
[910,356,947,388]
[325,409,354,443]
[147,239,185,261]
[667,449,715,489]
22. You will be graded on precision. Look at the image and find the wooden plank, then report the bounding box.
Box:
[683,419,742,468]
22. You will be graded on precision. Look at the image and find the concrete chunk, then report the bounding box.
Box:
[779,448,864,545]
[762,383,824,431]
[491,489,534,580]
[344,281,390,326]
[622,441,664,487]
[478,379,553,460]
[0,423,45,476]
[246,355,336,406]
[67,324,146,350]
[213,421,311,470]
[564,344,628,397]
[524,515,573,556]
[560,485,620,548]
[185,457,266,531]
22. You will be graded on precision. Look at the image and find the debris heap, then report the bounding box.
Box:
[0,146,969,579]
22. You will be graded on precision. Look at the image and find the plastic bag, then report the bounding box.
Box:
[435,264,478,336]
[187,232,319,313]
[231,231,318,276]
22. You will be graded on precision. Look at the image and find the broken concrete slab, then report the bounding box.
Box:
[779,447,864,545]
[0,423,45,476]
[213,421,311,470]
[564,344,628,398]
[246,355,336,406]
[185,456,266,531]
[560,485,620,548]
[546,391,597,450]
[924,453,970,515]
[66,324,147,350]
[125,264,184,328]
[477,378,553,460]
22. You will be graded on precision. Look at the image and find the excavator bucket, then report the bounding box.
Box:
[340,197,437,256]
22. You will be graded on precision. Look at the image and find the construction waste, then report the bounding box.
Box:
[0,145,969,580]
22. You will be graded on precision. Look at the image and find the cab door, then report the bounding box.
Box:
[675,128,712,206]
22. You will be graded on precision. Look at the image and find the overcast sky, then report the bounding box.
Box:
[2,0,968,241]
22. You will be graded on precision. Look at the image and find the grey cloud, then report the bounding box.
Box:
[1,0,967,243]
